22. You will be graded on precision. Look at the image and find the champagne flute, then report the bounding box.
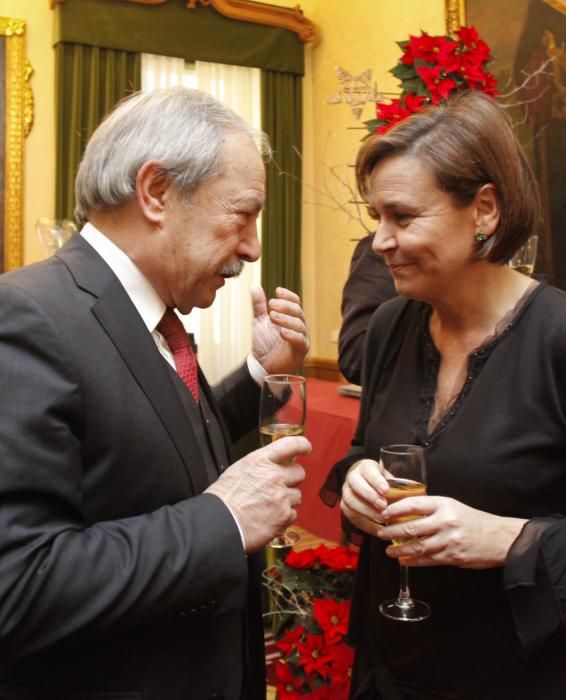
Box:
[36,218,77,256]
[379,444,430,622]
[259,374,306,549]
[509,234,538,276]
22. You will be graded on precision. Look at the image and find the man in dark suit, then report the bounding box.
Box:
[0,88,310,700]
[338,234,396,385]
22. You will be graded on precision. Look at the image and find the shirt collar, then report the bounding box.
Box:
[80,222,166,333]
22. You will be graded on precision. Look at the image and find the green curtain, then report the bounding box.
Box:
[261,70,303,298]
[53,0,303,76]
[55,43,141,221]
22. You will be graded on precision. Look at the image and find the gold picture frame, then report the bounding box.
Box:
[445,0,466,34]
[0,17,33,272]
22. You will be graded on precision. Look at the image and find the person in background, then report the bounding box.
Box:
[322,89,566,698]
[338,234,396,385]
[0,87,311,700]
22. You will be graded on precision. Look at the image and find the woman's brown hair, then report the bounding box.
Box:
[356,90,540,264]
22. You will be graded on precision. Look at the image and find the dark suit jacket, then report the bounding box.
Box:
[338,235,396,385]
[0,235,265,700]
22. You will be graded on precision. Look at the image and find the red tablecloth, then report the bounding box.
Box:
[296,378,360,542]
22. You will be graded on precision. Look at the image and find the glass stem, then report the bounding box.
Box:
[397,564,413,608]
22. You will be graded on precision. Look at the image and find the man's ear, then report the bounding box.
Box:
[474,183,500,238]
[135,160,170,225]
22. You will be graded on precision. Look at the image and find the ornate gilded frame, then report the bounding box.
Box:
[49,0,316,43]
[445,0,466,34]
[0,17,32,271]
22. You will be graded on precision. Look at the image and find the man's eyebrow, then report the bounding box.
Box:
[234,195,264,212]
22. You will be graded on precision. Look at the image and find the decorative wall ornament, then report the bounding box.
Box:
[326,67,382,120]
[0,16,33,271]
[49,0,316,43]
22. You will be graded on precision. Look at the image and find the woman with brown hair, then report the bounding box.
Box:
[322,89,566,698]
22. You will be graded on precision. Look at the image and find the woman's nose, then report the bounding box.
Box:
[372,223,396,255]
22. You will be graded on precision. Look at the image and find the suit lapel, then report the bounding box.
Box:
[57,235,210,495]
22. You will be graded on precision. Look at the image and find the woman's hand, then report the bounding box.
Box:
[340,459,390,536]
[377,495,527,569]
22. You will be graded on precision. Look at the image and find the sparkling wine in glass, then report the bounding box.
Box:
[509,235,538,276]
[259,374,306,549]
[379,444,430,622]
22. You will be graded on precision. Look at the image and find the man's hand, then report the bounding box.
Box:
[205,436,311,553]
[251,286,309,375]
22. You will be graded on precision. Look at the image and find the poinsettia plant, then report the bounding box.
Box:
[365,26,499,136]
[263,544,358,699]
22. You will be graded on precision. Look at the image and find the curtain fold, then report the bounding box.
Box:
[55,43,141,221]
[261,70,303,298]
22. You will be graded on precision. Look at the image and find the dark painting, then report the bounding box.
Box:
[466,0,566,287]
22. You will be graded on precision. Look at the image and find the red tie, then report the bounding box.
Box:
[157,308,199,404]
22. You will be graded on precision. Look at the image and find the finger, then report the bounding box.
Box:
[342,482,385,523]
[341,499,384,537]
[268,309,307,335]
[262,435,312,463]
[250,285,268,321]
[268,298,305,321]
[347,466,388,510]
[280,463,306,487]
[275,287,301,305]
[381,495,437,522]
[356,459,390,496]
[288,486,302,507]
[277,327,310,351]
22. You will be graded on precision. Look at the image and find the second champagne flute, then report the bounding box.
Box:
[379,444,430,622]
[259,374,306,549]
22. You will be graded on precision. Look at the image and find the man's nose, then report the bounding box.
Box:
[238,223,261,263]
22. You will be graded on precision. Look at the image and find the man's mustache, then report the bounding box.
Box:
[218,258,245,278]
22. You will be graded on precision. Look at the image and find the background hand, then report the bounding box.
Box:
[377,496,527,569]
[251,286,309,374]
[340,458,390,536]
[205,436,311,553]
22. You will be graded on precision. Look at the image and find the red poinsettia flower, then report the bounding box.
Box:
[325,642,354,684]
[275,661,305,700]
[276,624,306,655]
[480,71,500,97]
[314,544,353,571]
[416,64,457,103]
[406,33,456,65]
[297,632,331,677]
[458,53,491,83]
[285,548,318,570]
[368,26,498,137]
[456,25,491,64]
[313,597,351,645]
[404,93,427,114]
[305,686,335,700]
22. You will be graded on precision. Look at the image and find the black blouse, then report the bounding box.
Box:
[322,282,566,699]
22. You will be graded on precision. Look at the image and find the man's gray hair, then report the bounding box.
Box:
[74,87,271,226]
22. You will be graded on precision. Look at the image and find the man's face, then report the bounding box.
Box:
[151,130,265,313]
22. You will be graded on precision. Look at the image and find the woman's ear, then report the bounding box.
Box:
[135,160,170,225]
[474,183,500,237]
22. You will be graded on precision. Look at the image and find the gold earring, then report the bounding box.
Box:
[475,230,488,242]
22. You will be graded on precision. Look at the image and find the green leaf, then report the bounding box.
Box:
[391,63,417,80]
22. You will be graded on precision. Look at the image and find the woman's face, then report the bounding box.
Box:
[368,154,479,304]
